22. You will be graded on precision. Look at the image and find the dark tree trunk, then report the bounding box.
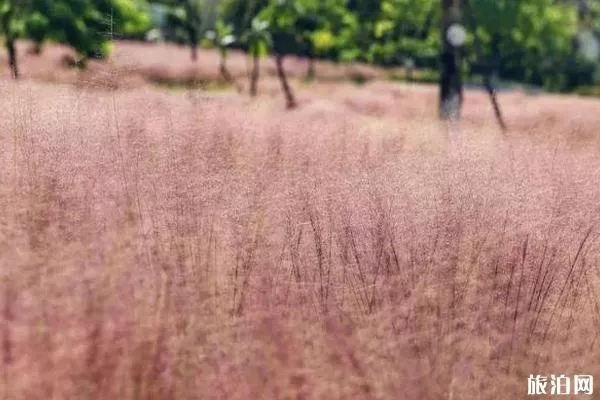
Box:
[250,54,260,97]
[182,0,198,62]
[483,35,507,131]
[483,74,506,131]
[7,38,18,80]
[439,0,462,120]
[189,31,198,62]
[275,54,297,109]
[1,7,18,80]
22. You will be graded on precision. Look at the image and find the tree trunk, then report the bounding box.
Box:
[189,32,198,62]
[1,6,18,80]
[220,53,241,92]
[483,74,506,131]
[182,0,198,62]
[250,54,260,97]
[275,54,297,109]
[32,41,43,55]
[7,38,18,80]
[439,0,462,120]
[306,57,315,81]
[464,0,507,131]
[484,35,507,131]
[219,54,229,81]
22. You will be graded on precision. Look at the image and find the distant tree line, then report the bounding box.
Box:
[144,0,600,118]
[2,0,600,116]
[216,0,600,91]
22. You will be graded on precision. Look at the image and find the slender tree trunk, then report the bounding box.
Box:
[1,6,18,80]
[250,54,260,97]
[483,74,506,131]
[6,38,18,80]
[219,53,229,81]
[275,54,297,109]
[220,52,241,92]
[484,35,507,131]
[464,0,507,131]
[189,31,198,62]
[182,0,198,62]
[439,0,463,120]
[306,56,315,81]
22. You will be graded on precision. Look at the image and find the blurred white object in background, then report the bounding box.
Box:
[577,30,600,62]
[446,23,467,47]
[146,28,164,44]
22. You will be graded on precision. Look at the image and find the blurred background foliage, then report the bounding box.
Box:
[2,0,600,94]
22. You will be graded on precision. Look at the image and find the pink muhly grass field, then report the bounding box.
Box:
[1,49,600,399]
